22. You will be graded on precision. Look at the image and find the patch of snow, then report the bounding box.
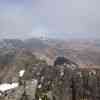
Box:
[60,71,64,76]
[89,70,96,76]
[0,92,2,96]
[0,83,19,92]
[32,79,38,85]
[39,98,42,100]
[38,84,42,89]
[71,64,76,70]
[19,70,25,77]
[91,70,96,75]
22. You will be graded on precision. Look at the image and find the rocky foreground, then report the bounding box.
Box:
[0,50,99,100]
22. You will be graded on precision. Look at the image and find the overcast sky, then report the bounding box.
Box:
[0,0,100,39]
[0,0,32,38]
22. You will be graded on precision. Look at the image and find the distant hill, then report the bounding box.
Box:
[24,38,48,49]
[94,39,100,47]
[0,39,24,49]
[0,38,100,67]
[0,38,48,50]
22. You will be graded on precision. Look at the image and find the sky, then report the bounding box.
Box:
[0,0,32,39]
[0,0,100,39]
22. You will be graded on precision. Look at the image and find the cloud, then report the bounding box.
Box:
[0,0,100,38]
[0,0,32,39]
[32,0,100,38]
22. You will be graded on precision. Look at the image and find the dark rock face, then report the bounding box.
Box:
[54,57,78,66]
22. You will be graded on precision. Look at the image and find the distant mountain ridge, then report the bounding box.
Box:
[0,38,48,50]
[0,38,100,66]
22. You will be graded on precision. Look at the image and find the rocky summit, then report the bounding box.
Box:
[0,49,78,100]
[0,50,100,100]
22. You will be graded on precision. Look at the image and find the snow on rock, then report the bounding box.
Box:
[38,84,42,89]
[32,79,38,85]
[0,83,19,92]
[89,70,96,76]
[0,92,2,96]
[60,71,64,76]
[39,98,42,100]
[19,70,25,77]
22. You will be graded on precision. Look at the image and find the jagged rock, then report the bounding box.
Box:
[2,52,99,100]
[4,86,24,100]
[25,80,38,100]
[2,79,38,100]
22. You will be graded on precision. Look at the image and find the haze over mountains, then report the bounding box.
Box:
[47,33,99,39]
[0,37,100,67]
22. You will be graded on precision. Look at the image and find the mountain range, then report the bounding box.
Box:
[0,38,100,66]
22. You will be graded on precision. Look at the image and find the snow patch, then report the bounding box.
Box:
[19,70,25,77]
[38,84,42,89]
[32,79,38,85]
[39,98,42,100]
[89,70,96,76]
[0,83,19,92]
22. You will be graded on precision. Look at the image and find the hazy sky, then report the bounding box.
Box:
[0,0,32,38]
[0,0,100,39]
